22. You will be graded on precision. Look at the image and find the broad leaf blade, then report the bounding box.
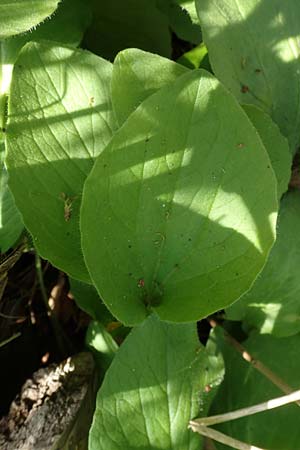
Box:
[0,0,60,39]
[84,0,171,61]
[81,69,277,325]
[6,42,116,282]
[211,329,300,449]
[243,105,291,199]
[227,191,300,337]
[196,0,300,152]
[89,315,224,450]
[112,48,188,127]
[0,147,23,252]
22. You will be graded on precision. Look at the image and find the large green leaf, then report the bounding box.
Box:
[83,0,171,61]
[227,191,300,337]
[112,50,291,202]
[0,0,91,129]
[0,0,90,64]
[0,0,60,39]
[89,315,224,450]
[243,105,291,199]
[0,146,23,252]
[6,42,116,282]
[210,329,300,449]
[196,0,300,152]
[111,48,189,127]
[81,69,277,325]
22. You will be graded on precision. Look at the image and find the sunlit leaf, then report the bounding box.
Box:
[81,69,277,325]
[0,146,23,253]
[177,43,211,70]
[89,315,224,450]
[243,105,291,199]
[6,42,116,281]
[227,191,300,337]
[0,0,60,39]
[112,48,188,127]
[196,0,300,152]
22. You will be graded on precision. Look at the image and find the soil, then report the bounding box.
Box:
[0,251,90,416]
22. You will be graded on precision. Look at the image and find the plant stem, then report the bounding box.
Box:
[191,389,300,427]
[0,332,21,348]
[188,424,264,450]
[209,319,300,405]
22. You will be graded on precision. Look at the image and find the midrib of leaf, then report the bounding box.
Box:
[154,79,227,290]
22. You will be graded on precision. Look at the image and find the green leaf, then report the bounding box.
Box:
[196,0,300,152]
[81,69,278,325]
[89,315,224,450]
[243,105,291,199]
[111,48,189,127]
[70,278,113,324]
[176,0,200,26]
[157,0,202,44]
[84,0,171,61]
[210,329,300,449]
[227,191,300,337]
[0,0,91,130]
[0,0,60,39]
[177,43,211,71]
[86,321,118,372]
[0,146,23,253]
[6,41,116,282]
[19,0,91,48]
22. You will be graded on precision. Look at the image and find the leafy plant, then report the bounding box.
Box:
[1,0,300,449]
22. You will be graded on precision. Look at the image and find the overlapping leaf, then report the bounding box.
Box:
[196,0,300,152]
[81,69,277,325]
[112,51,290,202]
[89,315,224,450]
[0,146,23,252]
[6,42,116,281]
[227,191,300,337]
[0,0,60,39]
[243,105,291,199]
[111,48,188,126]
[210,329,300,449]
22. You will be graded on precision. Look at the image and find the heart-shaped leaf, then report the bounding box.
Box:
[89,315,224,450]
[6,42,116,281]
[81,69,277,325]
